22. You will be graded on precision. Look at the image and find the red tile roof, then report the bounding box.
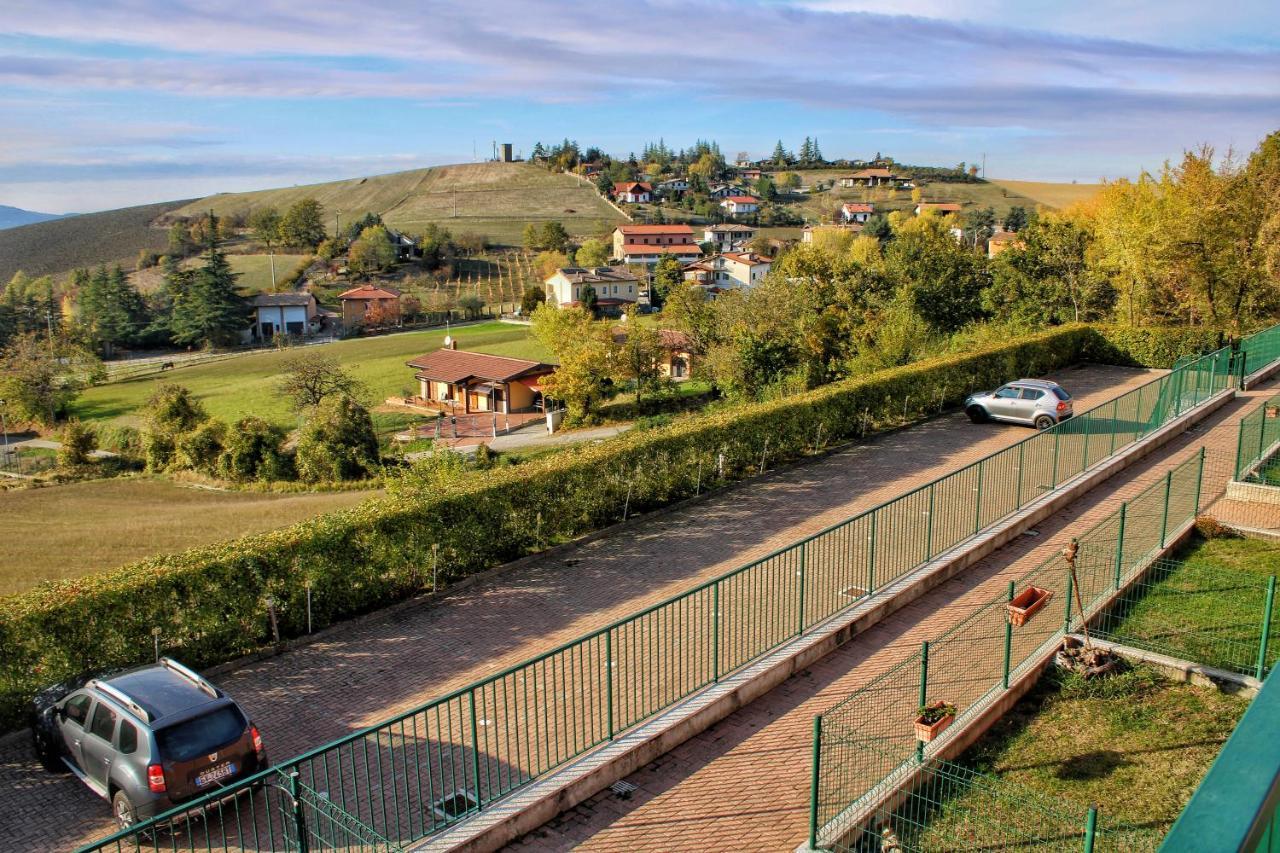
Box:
[617,224,695,235]
[406,349,554,383]
[613,181,653,194]
[918,202,963,213]
[847,168,898,179]
[339,284,401,300]
[842,203,874,213]
[723,196,759,204]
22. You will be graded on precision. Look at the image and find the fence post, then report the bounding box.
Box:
[605,629,615,740]
[1083,805,1098,853]
[808,716,823,850]
[1194,446,1206,514]
[712,581,720,683]
[867,513,877,596]
[1239,350,1248,391]
[925,483,936,559]
[289,770,310,853]
[798,540,808,637]
[1051,427,1061,489]
[1081,413,1091,472]
[1064,569,1076,634]
[917,641,929,762]
[1110,399,1119,456]
[1237,417,1247,481]
[469,688,483,804]
[1003,581,1014,689]
[1256,576,1276,681]
[1113,503,1127,590]
[1015,442,1025,508]
[1159,470,1173,547]
[974,462,984,535]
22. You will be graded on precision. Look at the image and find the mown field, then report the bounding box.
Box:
[169,162,626,245]
[0,479,374,595]
[0,199,191,282]
[990,179,1103,211]
[73,321,552,429]
[217,253,312,294]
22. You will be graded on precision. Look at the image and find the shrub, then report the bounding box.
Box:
[1085,325,1225,369]
[294,396,380,482]
[57,420,97,467]
[173,420,226,474]
[217,417,292,482]
[0,325,1094,729]
[95,424,142,459]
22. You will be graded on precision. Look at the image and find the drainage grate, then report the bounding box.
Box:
[432,789,479,822]
[840,586,868,598]
[610,780,638,799]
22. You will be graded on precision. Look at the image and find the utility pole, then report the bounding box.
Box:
[269,252,277,291]
[334,212,341,238]
[981,153,986,179]
[0,400,8,467]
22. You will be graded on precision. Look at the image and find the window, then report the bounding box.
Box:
[118,720,139,755]
[155,706,248,762]
[89,703,117,742]
[65,694,91,727]
[1052,387,1072,401]
[994,386,1020,399]
[1020,388,1045,400]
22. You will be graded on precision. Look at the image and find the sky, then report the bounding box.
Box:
[1,0,1277,214]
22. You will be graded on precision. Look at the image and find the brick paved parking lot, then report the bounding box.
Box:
[0,364,1161,852]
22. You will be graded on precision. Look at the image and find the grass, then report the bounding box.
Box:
[217,253,312,294]
[900,665,1249,851]
[1091,534,1280,676]
[0,477,375,596]
[990,180,1103,211]
[787,176,1049,224]
[73,321,553,431]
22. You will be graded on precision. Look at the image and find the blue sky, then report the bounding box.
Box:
[1,0,1277,213]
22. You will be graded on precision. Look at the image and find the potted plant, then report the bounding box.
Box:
[914,701,957,742]
[1007,586,1054,627]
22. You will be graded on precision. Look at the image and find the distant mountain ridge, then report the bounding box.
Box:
[0,205,68,230]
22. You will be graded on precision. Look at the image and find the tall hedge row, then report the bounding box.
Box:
[1085,325,1226,369]
[0,325,1103,729]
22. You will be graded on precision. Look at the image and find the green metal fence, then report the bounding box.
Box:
[1235,394,1280,482]
[80,345,1240,853]
[826,753,1150,852]
[808,451,1206,850]
[1090,556,1278,679]
[1240,324,1280,383]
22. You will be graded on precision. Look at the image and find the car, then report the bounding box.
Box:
[29,657,268,828]
[965,379,1073,430]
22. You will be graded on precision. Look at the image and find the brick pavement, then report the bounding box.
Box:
[507,376,1276,853]
[0,364,1158,852]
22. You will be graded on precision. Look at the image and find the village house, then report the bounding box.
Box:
[611,224,704,265]
[915,202,964,216]
[406,344,555,415]
[613,181,653,203]
[612,327,698,380]
[248,292,319,342]
[987,230,1024,259]
[708,183,752,199]
[838,168,902,188]
[720,196,760,217]
[655,178,689,195]
[739,167,763,181]
[544,265,640,317]
[801,223,863,243]
[703,223,757,252]
[840,202,874,224]
[386,228,421,261]
[338,284,401,330]
[682,251,772,290]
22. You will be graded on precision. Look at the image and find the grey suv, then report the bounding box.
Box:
[30,658,267,828]
[965,379,1073,429]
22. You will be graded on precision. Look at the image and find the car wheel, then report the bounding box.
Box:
[1034,414,1055,430]
[112,790,137,829]
[966,405,989,424]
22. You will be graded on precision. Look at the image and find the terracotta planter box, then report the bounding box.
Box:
[914,703,955,742]
[1007,586,1054,627]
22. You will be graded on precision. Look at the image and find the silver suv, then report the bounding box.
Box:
[965,379,1073,429]
[30,658,267,828]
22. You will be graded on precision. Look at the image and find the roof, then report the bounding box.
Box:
[552,265,639,284]
[722,251,772,266]
[614,181,653,193]
[251,293,314,307]
[722,196,760,204]
[339,284,401,300]
[841,203,874,213]
[846,168,898,179]
[104,664,223,724]
[617,224,695,235]
[621,243,703,255]
[989,231,1021,243]
[706,223,756,233]
[406,349,554,383]
[611,327,695,351]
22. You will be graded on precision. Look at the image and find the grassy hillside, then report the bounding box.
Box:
[170,161,626,245]
[780,172,1049,223]
[73,321,552,430]
[989,179,1103,210]
[0,199,190,282]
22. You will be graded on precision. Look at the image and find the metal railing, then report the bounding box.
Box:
[1240,323,1280,383]
[1236,394,1280,482]
[81,343,1241,852]
[808,451,1206,849]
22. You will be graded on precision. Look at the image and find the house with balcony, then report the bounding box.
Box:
[406,344,555,415]
[544,265,640,317]
[682,251,772,290]
[703,223,757,252]
[611,224,703,265]
[720,196,760,217]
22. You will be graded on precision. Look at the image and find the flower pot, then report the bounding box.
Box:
[914,702,955,742]
[1267,405,1280,419]
[1007,586,1054,627]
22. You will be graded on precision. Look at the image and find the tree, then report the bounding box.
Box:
[530,303,617,423]
[169,212,247,347]
[79,265,146,356]
[961,206,996,248]
[348,225,398,274]
[417,223,454,270]
[985,215,1111,325]
[277,351,365,410]
[57,419,98,467]
[576,238,610,268]
[217,416,292,481]
[579,283,599,315]
[779,172,802,192]
[754,175,777,201]
[0,332,100,426]
[883,213,989,334]
[174,419,227,474]
[522,222,542,251]
[539,221,571,253]
[1004,206,1029,232]
[534,250,570,279]
[615,322,664,407]
[521,285,547,315]
[295,395,380,482]
[140,384,208,469]
[249,206,282,248]
[279,198,326,249]
[771,140,791,167]
[652,255,684,308]
[168,221,194,257]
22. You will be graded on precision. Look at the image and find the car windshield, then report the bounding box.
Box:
[155,706,247,762]
[1052,387,1072,401]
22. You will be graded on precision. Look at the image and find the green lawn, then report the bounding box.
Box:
[199,253,311,294]
[74,321,552,430]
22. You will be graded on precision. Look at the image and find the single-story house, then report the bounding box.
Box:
[406,344,556,414]
[612,327,698,380]
[339,284,401,329]
[386,228,421,261]
[545,266,640,317]
[612,224,703,265]
[840,202,875,224]
[838,168,902,188]
[720,196,760,217]
[915,202,963,216]
[703,223,757,252]
[613,181,653,203]
[248,292,319,341]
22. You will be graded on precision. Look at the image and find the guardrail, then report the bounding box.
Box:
[1240,324,1280,383]
[1235,393,1280,482]
[80,341,1243,852]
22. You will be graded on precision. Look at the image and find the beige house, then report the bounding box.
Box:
[406,345,556,414]
[987,230,1024,258]
[682,251,772,290]
[703,223,757,252]
[339,284,401,329]
[612,328,697,380]
[838,168,901,188]
[544,266,640,316]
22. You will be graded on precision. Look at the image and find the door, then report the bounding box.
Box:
[59,692,92,771]
[988,385,1022,419]
[81,701,119,790]
[1019,387,1048,424]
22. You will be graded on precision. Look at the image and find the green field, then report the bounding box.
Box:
[215,253,312,294]
[990,179,1103,211]
[73,321,553,430]
[0,478,374,596]
[170,162,626,245]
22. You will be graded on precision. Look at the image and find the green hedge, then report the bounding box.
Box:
[1085,325,1226,369]
[0,326,1096,729]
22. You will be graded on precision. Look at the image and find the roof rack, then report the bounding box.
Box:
[159,657,220,698]
[89,680,152,723]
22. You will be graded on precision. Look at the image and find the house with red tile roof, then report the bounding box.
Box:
[406,343,556,414]
[544,266,641,316]
[338,284,401,330]
[838,168,902,187]
[840,202,875,223]
[613,181,653,203]
[719,196,760,217]
[611,224,703,265]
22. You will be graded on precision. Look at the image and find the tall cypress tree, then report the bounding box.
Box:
[170,212,246,347]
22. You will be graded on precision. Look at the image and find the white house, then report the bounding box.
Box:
[613,181,652,203]
[703,223,757,252]
[248,293,319,341]
[656,178,689,194]
[840,203,874,224]
[545,266,640,317]
[720,196,760,217]
[709,183,751,199]
[682,251,772,290]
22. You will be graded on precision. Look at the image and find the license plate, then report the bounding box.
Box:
[195,762,236,787]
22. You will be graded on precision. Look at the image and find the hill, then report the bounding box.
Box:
[0,199,191,282]
[988,179,1103,210]
[169,161,627,246]
[0,205,66,230]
